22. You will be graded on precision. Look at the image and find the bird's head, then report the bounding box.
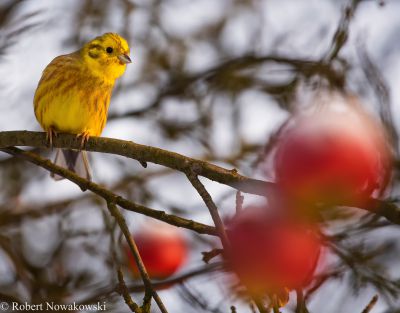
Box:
[81,33,131,82]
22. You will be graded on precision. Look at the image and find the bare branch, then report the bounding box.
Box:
[186,170,230,249]
[235,191,244,214]
[295,289,309,313]
[0,147,217,236]
[325,0,364,62]
[116,267,143,313]
[0,131,273,196]
[105,204,142,313]
[202,249,223,264]
[357,42,398,153]
[107,202,168,313]
[186,169,269,313]
[80,263,223,306]
[361,294,378,313]
[127,262,223,293]
[1,132,400,227]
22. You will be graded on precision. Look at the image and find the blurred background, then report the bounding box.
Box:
[1,0,400,312]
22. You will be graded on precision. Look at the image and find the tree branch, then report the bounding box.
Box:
[80,263,223,306]
[105,204,142,313]
[186,159,270,313]
[361,294,378,313]
[1,131,400,227]
[295,289,309,313]
[128,262,223,293]
[325,0,364,62]
[186,170,230,249]
[0,146,217,236]
[107,202,168,313]
[116,267,143,313]
[0,131,273,196]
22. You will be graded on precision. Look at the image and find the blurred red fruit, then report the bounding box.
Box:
[274,106,391,207]
[126,224,187,280]
[227,209,321,295]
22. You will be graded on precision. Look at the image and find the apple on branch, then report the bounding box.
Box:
[126,222,188,280]
[226,208,322,297]
[274,102,391,210]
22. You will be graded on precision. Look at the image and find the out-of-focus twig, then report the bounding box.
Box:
[325,0,364,62]
[295,289,309,313]
[80,262,223,306]
[178,282,225,313]
[235,191,244,214]
[361,294,378,313]
[305,268,345,301]
[202,249,223,264]
[109,53,343,120]
[128,262,223,293]
[357,42,399,154]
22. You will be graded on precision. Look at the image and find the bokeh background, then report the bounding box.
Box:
[1,0,400,312]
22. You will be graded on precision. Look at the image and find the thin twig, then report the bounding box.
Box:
[178,282,224,313]
[361,295,378,313]
[128,262,223,292]
[325,0,363,62]
[80,263,223,306]
[295,289,309,313]
[202,249,223,264]
[116,267,143,313]
[186,169,230,249]
[357,41,398,153]
[186,165,269,313]
[305,268,345,301]
[235,191,244,214]
[104,206,142,313]
[107,202,168,313]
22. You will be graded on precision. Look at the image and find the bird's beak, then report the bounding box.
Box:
[118,54,132,64]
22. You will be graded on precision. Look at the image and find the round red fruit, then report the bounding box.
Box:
[126,223,187,280]
[274,106,391,207]
[227,209,322,295]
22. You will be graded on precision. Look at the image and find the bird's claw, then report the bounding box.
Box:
[46,127,58,148]
[76,131,90,150]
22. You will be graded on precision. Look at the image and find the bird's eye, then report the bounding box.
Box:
[106,47,113,53]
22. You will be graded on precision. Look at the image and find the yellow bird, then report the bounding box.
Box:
[34,33,131,180]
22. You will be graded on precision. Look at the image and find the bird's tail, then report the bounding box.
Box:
[51,149,92,181]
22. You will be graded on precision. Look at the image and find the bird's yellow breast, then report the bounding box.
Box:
[34,53,114,137]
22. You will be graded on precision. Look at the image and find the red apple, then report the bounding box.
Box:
[226,208,321,295]
[274,105,391,208]
[126,223,187,280]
